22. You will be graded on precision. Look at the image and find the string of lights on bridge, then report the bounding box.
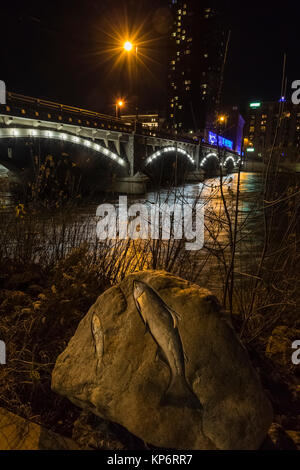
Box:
[0,127,240,170]
[0,128,201,168]
[0,127,126,167]
[145,146,195,166]
[200,153,240,168]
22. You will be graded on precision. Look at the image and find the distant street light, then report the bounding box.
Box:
[116,100,124,118]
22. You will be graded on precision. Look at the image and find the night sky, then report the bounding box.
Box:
[1,0,299,117]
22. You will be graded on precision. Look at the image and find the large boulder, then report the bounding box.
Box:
[52,270,273,450]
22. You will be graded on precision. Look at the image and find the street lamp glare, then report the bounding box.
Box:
[124,41,133,52]
[118,100,124,107]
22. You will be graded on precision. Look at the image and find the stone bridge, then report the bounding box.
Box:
[0,93,241,193]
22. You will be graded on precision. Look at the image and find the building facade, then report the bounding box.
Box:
[167,1,228,133]
[205,105,245,155]
[120,113,161,134]
[244,101,300,162]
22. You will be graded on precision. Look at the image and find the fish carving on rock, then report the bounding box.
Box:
[133,280,202,410]
[91,313,104,370]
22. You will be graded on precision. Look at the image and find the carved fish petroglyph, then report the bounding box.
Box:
[91,314,104,369]
[133,280,202,409]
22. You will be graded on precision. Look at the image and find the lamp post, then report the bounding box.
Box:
[116,100,124,118]
[123,41,139,130]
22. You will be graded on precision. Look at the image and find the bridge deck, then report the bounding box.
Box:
[0,92,196,145]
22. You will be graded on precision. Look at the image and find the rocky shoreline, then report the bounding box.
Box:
[0,261,299,450]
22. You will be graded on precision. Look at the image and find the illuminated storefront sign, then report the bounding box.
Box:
[208,131,233,150]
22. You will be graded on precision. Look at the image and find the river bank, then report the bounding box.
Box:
[0,170,299,449]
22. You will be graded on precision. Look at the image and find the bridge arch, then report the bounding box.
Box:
[223,156,235,170]
[145,146,195,166]
[200,152,219,168]
[0,127,126,167]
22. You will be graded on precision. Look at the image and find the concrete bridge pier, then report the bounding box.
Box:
[186,144,205,182]
[113,134,150,195]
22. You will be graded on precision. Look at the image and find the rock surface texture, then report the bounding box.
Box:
[52,270,273,450]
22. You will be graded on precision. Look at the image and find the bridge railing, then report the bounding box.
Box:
[6,92,127,124]
[3,92,198,145]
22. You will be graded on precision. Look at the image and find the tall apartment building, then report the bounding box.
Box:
[244,100,300,161]
[167,0,227,133]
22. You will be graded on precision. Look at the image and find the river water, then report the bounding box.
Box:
[0,170,265,299]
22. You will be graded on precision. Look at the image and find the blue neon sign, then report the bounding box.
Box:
[208,131,233,150]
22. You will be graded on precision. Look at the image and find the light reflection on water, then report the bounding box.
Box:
[0,172,264,294]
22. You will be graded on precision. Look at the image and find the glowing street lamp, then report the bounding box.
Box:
[124,41,133,52]
[123,40,139,127]
[116,100,124,118]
